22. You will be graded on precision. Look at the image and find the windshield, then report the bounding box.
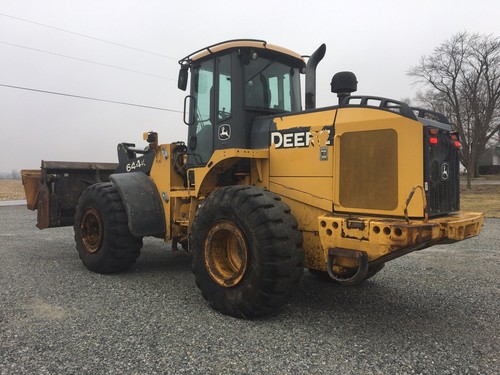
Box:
[244,57,300,113]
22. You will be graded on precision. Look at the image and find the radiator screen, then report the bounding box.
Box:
[339,129,398,210]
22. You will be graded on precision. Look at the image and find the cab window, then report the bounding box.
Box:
[244,57,300,113]
[192,59,214,164]
[218,55,232,122]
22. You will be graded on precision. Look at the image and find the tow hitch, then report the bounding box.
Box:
[327,248,369,285]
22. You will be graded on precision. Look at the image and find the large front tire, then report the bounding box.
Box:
[74,183,142,273]
[191,186,304,318]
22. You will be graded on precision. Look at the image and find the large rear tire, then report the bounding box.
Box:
[74,183,142,273]
[191,186,303,318]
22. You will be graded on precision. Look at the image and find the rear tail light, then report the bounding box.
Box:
[450,133,461,148]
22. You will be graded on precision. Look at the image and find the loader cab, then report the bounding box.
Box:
[179,40,305,167]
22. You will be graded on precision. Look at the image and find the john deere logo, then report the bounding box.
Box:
[441,162,449,180]
[218,124,231,141]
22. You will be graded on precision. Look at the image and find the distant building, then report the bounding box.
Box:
[479,131,500,174]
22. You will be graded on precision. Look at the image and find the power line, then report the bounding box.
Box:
[0,41,175,81]
[0,83,182,113]
[0,12,178,61]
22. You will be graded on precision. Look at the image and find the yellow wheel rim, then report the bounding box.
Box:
[204,221,248,287]
[80,207,103,254]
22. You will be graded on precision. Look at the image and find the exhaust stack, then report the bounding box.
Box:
[305,44,326,110]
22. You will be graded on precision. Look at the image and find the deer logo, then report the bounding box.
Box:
[441,162,449,180]
[218,124,231,141]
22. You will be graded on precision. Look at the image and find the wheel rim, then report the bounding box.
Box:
[204,221,248,287]
[80,207,103,254]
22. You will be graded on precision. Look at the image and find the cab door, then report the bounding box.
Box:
[188,54,233,166]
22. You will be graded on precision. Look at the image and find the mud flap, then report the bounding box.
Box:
[110,172,165,237]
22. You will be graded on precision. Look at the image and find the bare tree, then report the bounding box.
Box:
[409,32,500,188]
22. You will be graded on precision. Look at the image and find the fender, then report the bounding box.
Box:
[110,172,165,237]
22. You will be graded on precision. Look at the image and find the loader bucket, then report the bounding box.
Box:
[21,161,118,229]
[21,169,42,210]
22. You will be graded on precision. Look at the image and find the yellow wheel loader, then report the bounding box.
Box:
[22,40,484,318]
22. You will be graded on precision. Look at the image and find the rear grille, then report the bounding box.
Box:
[424,129,460,217]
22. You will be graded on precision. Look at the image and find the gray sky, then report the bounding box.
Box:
[1,0,499,172]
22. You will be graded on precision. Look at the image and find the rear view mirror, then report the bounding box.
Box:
[178,64,189,91]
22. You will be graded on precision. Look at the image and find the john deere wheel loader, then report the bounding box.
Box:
[22,40,484,318]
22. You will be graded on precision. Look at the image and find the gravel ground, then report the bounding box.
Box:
[0,205,498,375]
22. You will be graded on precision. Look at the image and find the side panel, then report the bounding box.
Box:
[269,109,336,210]
[333,108,425,218]
[270,177,332,212]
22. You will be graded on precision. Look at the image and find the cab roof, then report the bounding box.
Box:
[179,39,305,66]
